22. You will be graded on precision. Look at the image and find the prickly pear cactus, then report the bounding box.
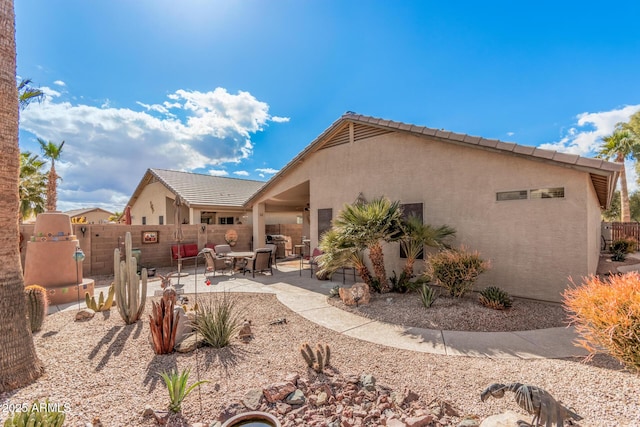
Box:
[113,232,147,324]
[24,285,48,332]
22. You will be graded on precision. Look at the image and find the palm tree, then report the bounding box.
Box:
[18,77,43,110]
[332,196,403,292]
[108,211,123,222]
[19,151,47,221]
[318,228,373,286]
[38,138,65,211]
[399,216,456,278]
[0,0,44,392]
[598,129,640,222]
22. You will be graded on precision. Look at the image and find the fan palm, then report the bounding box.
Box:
[597,129,640,222]
[38,138,65,211]
[332,196,403,292]
[19,151,47,221]
[18,78,43,110]
[400,216,456,278]
[318,228,372,286]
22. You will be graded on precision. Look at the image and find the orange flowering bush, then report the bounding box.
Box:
[563,272,640,372]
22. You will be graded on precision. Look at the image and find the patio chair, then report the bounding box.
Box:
[202,248,233,277]
[243,248,273,278]
[214,244,231,256]
[302,247,324,278]
[265,243,277,267]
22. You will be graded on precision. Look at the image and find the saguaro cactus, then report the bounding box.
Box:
[24,285,48,332]
[114,232,147,324]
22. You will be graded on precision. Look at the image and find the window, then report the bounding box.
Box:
[219,216,234,225]
[318,208,333,240]
[531,187,564,199]
[496,190,528,201]
[142,216,146,225]
[159,215,164,225]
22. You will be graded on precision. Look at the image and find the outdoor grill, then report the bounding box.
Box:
[266,234,287,258]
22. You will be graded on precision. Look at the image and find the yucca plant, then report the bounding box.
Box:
[159,368,209,413]
[418,284,438,308]
[478,286,512,310]
[193,293,242,348]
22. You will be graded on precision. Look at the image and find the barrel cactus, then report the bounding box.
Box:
[479,286,512,310]
[114,232,147,324]
[25,285,48,332]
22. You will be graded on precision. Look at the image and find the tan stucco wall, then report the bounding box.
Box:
[253,131,601,302]
[132,181,175,225]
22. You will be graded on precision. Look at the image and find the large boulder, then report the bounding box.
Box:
[338,282,371,306]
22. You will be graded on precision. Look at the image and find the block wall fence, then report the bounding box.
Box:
[20,223,302,276]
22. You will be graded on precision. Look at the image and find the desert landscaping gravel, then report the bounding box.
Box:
[1,285,639,426]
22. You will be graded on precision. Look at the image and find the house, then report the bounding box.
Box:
[125,169,266,226]
[245,113,621,302]
[64,207,114,224]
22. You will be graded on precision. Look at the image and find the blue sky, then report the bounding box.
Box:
[16,0,640,213]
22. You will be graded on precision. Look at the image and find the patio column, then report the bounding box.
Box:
[253,202,266,251]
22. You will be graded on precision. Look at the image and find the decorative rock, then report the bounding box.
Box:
[387,419,407,427]
[190,423,207,427]
[405,415,434,427]
[285,389,306,405]
[75,308,95,321]
[338,282,371,306]
[276,402,292,414]
[241,388,263,410]
[360,374,376,391]
[175,333,205,353]
[209,422,222,427]
[263,382,296,403]
[174,306,193,345]
[238,319,253,341]
[142,405,154,417]
[479,411,529,427]
[317,391,328,406]
[458,416,481,427]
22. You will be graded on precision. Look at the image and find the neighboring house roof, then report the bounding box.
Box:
[64,207,114,217]
[245,112,622,209]
[126,168,265,209]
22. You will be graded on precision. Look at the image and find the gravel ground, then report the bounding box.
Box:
[2,258,639,426]
[1,289,639,427]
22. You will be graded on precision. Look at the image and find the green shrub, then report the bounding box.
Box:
[563,272,640,372]
[478,286,512,310]
[611,251,627,262]
[389,270,410,293]
[418,284,437,308]
[159,368,209,413]
[610,237,636,254]
[424,246,489,298]
[194,293,242,348]
[3,399,65,426]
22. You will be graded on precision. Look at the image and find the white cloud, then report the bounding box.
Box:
[539,104,640,156]
[506,132,514,137]
[538,104,640,193]
[255,167,278,174]
[41,86,61,98]
[53,80,66,87]
[271,116,290,123]
[233,170,249,176]
[208,169,229,176]
[20,86,287,212]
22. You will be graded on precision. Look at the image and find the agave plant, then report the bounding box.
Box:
[159,368,209,413]
[479,286,512,310]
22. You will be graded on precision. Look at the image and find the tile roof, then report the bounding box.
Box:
[245,112,622,209]
[64,207,113,217]
[131,169,265,208]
